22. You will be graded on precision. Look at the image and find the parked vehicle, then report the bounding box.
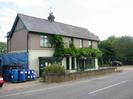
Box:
[112,61,122,66]
[0,76,4,87]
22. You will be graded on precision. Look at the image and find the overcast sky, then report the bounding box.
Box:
[0,0,133,42]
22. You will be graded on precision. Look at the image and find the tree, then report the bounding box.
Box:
[0,42,6,54]
[114,36,133,65]
[99,39,116,64]
[99,35,133,65]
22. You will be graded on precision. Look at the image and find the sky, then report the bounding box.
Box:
[0,0,133,42]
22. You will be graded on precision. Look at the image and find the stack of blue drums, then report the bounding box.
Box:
[3,68,36,83]
[27,70,36,81]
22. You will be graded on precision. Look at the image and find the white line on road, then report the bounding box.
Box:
[88,80,129,95]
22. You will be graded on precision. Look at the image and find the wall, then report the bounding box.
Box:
[92,41,98,49]
[63,37,71,48]
[44,67,116,82]
[8,19,28,52]
[62,57,66,69]
[28,33,98,76]
[64,37,96,48]
[74,38,80,48]
[28,49,54,76]
[14,19,25,32]
[83,40,89,48]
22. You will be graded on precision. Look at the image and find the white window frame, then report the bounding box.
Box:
[80,39,83,48]
[40,35,51,48]
[88,41,92,47]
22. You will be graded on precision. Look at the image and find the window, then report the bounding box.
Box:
[40,35,52,48]
[80,39,83,48]
[88,41,92,47]
[66,57,69,70]
[68,38,73,47]
[71,57,75,70]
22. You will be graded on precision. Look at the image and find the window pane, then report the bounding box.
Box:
[69,38,73,47]
[40,35,44,47]
[40,35,51,47]
[80,40,83,48]
[88,41,91,47]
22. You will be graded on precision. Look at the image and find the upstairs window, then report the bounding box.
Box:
[88,41,92,47]
[40,35,52,48]
[80,39,83,48]
[69,38,74,47]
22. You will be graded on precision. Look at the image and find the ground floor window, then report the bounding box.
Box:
[71,57,75,70]
[66,57,69,70]
[77,58,95,71]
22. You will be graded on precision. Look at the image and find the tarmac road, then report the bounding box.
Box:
[0,68,133,99]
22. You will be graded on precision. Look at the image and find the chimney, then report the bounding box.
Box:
[48,12,55,22]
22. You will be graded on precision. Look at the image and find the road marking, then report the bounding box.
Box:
[88,80,129,95]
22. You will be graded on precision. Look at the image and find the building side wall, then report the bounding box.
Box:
[8,18,28,52]
[14,19,25,32]
[9,29,28,52]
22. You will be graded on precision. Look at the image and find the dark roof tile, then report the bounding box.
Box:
[18,13,99,41]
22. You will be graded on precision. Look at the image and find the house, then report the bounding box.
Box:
[7,13,100,77]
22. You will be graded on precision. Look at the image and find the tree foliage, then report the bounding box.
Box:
[99,36,133,65]
[0,42,6,54]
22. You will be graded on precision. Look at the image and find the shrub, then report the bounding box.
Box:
[44,63,65,75]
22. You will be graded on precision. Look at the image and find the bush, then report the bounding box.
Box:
[44,63,65,75]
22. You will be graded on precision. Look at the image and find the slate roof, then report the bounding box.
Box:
[10,13,99,41]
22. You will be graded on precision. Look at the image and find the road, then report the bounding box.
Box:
[0,69,133,99]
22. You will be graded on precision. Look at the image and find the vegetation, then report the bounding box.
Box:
[50,35,64,58]
[64,47,102,58]
[44,63,65,74]
[50,34,102,58]
[0,42,6,54]
[99,36,133,65]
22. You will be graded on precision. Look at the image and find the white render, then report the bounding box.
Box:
[62,57,66,69]
[95,58,99,70]
[28,49,54,76]
[28,50,99,77]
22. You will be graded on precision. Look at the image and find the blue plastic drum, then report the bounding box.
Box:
[18,69,26,82]
[11,69,18,82]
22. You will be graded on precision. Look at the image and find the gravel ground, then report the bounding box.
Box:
[117,65,133,71]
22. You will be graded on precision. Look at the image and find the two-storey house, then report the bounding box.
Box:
[7,13,99,76]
